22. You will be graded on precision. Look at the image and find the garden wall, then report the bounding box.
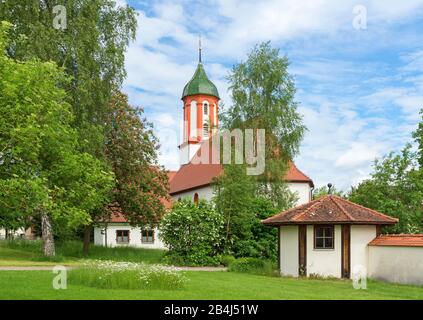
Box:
[368,245,423,286]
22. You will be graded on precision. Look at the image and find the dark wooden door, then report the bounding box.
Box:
[341,225,351,279]
[298,225,307,276]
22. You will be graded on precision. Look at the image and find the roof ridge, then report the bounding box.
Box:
[291,197,323,221]
[330,196,355,221]
[289,160,313,183]
[262,198,320,223]
[333,195,398,222]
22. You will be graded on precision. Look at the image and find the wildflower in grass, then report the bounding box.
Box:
[69,260,187,290]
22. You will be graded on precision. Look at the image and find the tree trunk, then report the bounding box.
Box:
[41,211,55,256]
[83,225,92,256]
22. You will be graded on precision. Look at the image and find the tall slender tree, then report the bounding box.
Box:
[222,42,306,208]
[214,42,303,256]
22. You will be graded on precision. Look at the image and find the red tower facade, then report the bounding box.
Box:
[179,48,220,165]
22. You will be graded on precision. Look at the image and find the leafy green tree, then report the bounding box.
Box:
[234,197,279,260]
[213,42,302,257]
[222,41,305,208]
[82,92,170,254]
[213,163,256,253]
[313,184,344,199]
[0,22,114,255]
[0,1,137,149]
[1,1,140,252]
[413,109,423,167]
[349,145,422,234]
[160,199,224,266]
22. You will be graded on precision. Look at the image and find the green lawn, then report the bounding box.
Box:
[0,240,165,266]
[0,270,422,300]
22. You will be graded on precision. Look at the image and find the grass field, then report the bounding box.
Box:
[0,270,423,300]
[0,240,165,266]
[1,240,423,300]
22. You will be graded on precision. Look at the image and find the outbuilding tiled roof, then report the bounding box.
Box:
[262,195,398,226]
[369,234,423,247]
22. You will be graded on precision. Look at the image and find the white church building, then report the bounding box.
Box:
[94,55,314,249]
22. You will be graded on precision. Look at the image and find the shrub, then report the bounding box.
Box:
[228,257,277,276]
[160,199,224,266]
[218,254,236,267]
[164,251,220,267]
[69,260,187,290]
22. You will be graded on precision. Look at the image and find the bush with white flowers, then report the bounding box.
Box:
[160,199,224,266]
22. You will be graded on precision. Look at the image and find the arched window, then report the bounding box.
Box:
[203,101,209,115]
[190,100,197,138]
[193,193,199,204]
[203,123,209,138]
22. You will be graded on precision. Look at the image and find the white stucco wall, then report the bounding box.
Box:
[94,224,166,249]
[287,182,311,206]
[368,246,423,285]
[172,183,310,205]
[179,143,201,165]
[280,226,299,277]
[306,225,342,278]
[350,225,376,277]
[171,185,215,202]
[0,228,26,239]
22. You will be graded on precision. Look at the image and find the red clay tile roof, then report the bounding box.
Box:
[262,195,398,226]
[102,203,127,223]
[285,161,313,185]
[167,170,177,183]
[169,161,312,195]
[170,140,313,195]
[369,234,423,247]
[170,162,223,194]
[102,170,175,223]
[102,194,174,224]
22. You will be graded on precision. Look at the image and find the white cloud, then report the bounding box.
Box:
[336,143,379,168]
[121,0,423,188]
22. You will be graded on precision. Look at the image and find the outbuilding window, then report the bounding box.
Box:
[141,229,154,244]
[116,230,130,244]
[314,225,334,249]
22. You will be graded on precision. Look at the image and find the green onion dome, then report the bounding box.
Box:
[182,63,220,99]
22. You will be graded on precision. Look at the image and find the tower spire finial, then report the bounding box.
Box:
[199,35,202,63]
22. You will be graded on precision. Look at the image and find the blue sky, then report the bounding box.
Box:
[119,0,423,190]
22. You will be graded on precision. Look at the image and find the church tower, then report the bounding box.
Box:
[179,39,220,165]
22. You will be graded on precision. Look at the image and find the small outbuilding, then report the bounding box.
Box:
[262,195,398,279]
